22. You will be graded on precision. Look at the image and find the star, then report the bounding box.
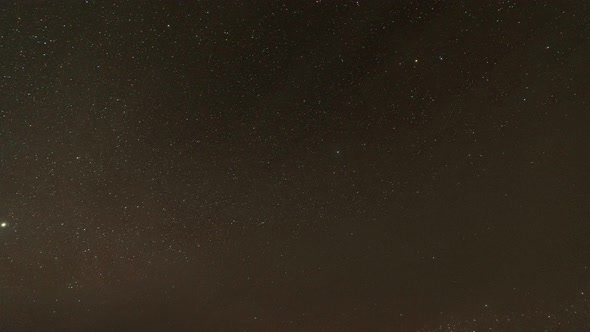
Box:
[1,222,7,228]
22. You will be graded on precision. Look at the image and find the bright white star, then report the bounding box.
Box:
[1,222,7,228]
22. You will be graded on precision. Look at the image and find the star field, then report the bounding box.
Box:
[1,1,589,331]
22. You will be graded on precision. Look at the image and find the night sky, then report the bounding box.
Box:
[1,1,589,331]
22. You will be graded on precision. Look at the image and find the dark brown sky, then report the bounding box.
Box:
[1,1,589,331]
